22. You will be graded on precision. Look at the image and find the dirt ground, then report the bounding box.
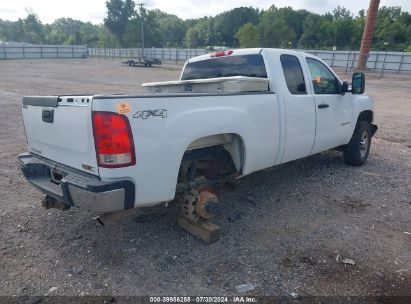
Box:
[0,58,410,300]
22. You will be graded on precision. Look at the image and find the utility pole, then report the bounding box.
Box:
[356,0,380,70]
[137,2,145,58]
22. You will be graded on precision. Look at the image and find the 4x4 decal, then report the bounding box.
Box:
[133,109,167,120]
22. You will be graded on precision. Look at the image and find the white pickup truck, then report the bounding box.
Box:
[19,48,377,219]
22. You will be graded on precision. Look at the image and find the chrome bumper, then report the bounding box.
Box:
[18,153,135,213]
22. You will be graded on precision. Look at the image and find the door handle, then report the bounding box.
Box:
[318,104,329,109]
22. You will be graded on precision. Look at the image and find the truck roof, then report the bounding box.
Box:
[187,48,312,63]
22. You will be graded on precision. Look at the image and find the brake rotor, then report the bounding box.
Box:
[196,186,218,220]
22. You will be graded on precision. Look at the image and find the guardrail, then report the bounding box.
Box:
[0,45,88,59]
[89,47,411,76]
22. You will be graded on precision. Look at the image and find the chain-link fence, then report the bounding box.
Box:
[88,48,208,63]
[3,44,409,77]
[89,47,411,77]
[304,50,411,77]
[0,44,88,59]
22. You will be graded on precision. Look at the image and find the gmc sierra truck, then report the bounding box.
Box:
[19,48,377,239]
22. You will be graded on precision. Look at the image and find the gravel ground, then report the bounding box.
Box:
[0,59,410,299]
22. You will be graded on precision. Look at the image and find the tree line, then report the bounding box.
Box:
[1,0,410,52]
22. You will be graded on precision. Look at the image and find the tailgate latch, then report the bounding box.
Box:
[42,109,54,123]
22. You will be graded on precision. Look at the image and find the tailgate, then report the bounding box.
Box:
[22,96,98,175]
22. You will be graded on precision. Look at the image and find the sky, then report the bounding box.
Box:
[0,0,410,24]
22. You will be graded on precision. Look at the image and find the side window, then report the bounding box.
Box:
[306,58,340,94]
[280,55,307,95]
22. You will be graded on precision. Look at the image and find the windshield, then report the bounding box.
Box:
[181,54,267,80]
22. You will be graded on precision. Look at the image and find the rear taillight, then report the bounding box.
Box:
[92,111,136,168]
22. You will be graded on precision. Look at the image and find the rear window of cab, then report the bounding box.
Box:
[181,54,267,80]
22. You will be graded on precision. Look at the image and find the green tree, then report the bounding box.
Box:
[196,17,216,47]
[1,4,411,52]
[122,9,163,48]
[258,6,296,48]
[122,16,140,47]
[0,19,24,42]
[97,25,118,47]
[152,10,186,47]
[142,10,163,47]
[298,13,323,48]
[79,22,100,46]
[104,0,135,46]
[331,6,355,49]
[374,6,411,50]
[235,23,259,47]
[277,7,308,38]
[43,18,100,46]
[22,14,43,43]
[185,27,201,48]
[316,13,335,48]
[213,7,260,47]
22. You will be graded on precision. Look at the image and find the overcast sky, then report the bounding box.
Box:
[0,0,410,24]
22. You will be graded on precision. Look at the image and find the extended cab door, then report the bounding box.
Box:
[279,54,316,163]
[304,57,353,154]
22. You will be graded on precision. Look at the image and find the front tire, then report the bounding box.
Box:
[343,121,372,166]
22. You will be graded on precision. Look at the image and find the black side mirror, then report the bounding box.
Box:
[352,72,365,94]
[341,81,349,95]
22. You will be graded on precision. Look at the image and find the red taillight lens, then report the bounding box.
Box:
[92,111,136,168]
[210,50,234,57]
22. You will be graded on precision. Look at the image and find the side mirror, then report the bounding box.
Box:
[341,81,349,95]
[352,72,365,94]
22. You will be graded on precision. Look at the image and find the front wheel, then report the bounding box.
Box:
[343,121,372,166]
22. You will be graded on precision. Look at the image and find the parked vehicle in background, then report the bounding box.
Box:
[122,57,162,67]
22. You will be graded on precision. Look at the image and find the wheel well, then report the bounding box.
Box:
[357,110,373,124]
[178,134,244,184]
[355,110,378,137]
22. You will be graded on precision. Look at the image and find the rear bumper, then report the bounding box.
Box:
[18,153,135,213]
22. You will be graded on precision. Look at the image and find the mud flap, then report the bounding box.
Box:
[371,124,378,137]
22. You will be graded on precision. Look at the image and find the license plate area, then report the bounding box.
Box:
[50,168,66,185]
